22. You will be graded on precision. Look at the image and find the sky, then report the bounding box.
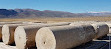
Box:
[0,0,111,13]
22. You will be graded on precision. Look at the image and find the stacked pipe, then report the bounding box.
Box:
[0,22,23,25]
[91,23,109,39]
[70,22,109,39]
[70,21,97,25]
[14,22,70,49]
[105,22,111,33]
[0,21,108,49]
[2,24,27,45]
[0,25,3,41]
[35,24,96,49]
[0,22,25,41]
[1,23,44,45]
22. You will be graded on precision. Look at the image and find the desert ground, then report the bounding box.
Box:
[0,17,110,49]
[0,17,111,22]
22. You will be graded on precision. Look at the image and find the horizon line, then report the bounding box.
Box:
[0,8,111,13]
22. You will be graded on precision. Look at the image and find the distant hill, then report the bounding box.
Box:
[0,9,111,18]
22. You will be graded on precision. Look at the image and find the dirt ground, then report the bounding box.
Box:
[0,17,111,22]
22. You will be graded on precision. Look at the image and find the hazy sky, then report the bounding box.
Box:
[0,0,111,13]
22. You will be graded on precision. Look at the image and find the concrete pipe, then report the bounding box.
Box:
[105,22,111,33]
[108,24,111,33]
[36,25,96,49]
[46,22,71,25]
[0,25,3,41]
[2,24,28,45]
[70,23,90,26]
[2,23,44,45]
[0,22,23,25]
[14,22,70,49]
[91,23,109,39]
[70,21,98,25]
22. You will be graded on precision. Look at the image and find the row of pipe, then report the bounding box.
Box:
[0,21,110,49]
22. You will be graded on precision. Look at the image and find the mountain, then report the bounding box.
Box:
[0,9,111,18]
[86,12,111,16]
[0,9,17,18]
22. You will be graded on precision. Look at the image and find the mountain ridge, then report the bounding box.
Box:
[0,9,111,18]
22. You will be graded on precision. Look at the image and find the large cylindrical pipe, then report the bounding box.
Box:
[0,25,3,41]
[105,22,111,33]
[70,22,109,39]
[2,24,28,45]
[0,22,23,41]
[2,23,44,45]
[70,21,97,25]
[0,22,23,25]
[36,25,96,49]
[91,23,109,39]
[14,22,70,49]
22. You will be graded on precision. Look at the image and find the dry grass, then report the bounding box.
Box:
[0,17,111,22]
